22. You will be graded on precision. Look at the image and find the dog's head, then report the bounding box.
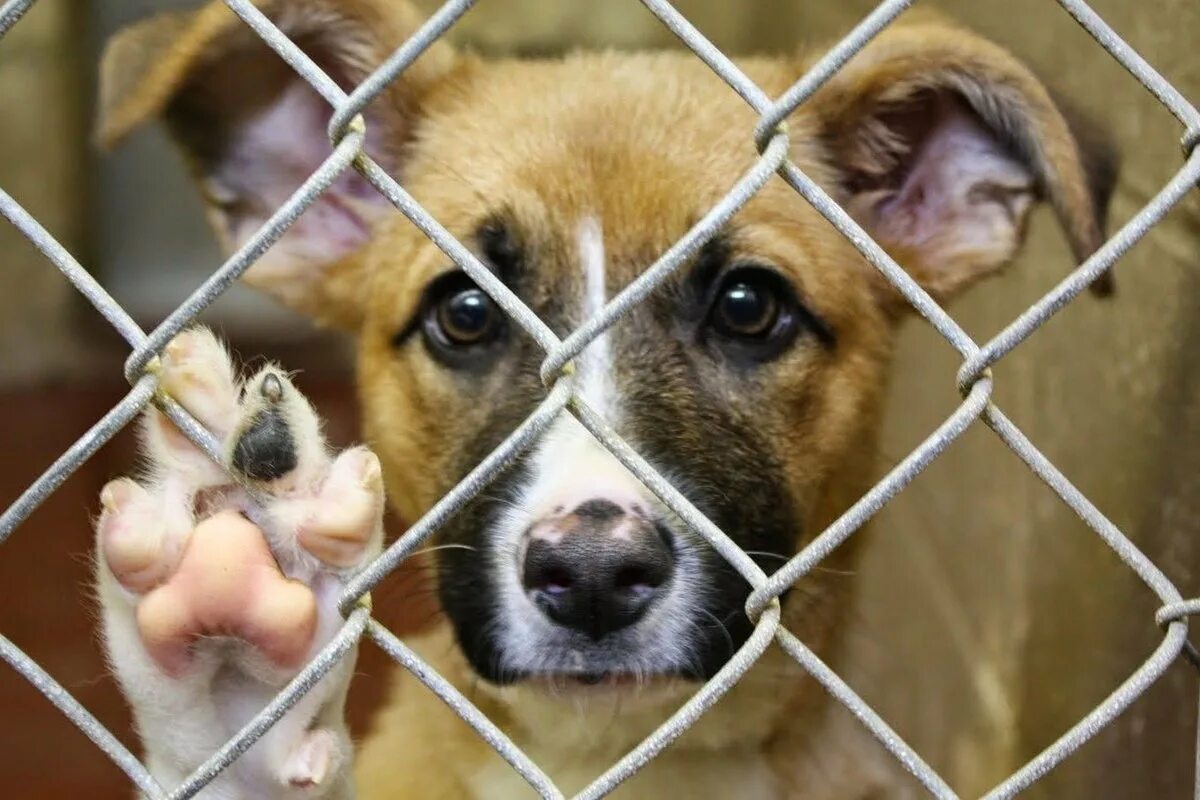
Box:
[100,0,1113,695]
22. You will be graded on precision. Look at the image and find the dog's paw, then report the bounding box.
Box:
[95,328,382,797]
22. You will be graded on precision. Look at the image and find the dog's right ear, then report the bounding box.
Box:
[807,20,1117,306]
[97,0,458,329]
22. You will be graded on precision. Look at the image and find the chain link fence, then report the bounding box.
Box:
[1,0,1198,797]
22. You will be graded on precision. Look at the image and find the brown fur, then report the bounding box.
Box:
[98,2,1114,797]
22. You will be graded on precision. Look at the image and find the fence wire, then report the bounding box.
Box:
[1,0,1198,798]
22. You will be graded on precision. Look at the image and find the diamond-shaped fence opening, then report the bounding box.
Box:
[1,0,1198,798]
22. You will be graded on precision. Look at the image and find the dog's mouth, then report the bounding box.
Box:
[570,671,668,686]
[517,666,698,688]
[572,671,641,686]
[508,668,702,703]
[485,638,708,689]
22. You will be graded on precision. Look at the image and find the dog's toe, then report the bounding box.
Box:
[280,728,341,789]
[297,447,384,568]
[142,328,242,486]
[159,328,240,438]
[98,477,191,594]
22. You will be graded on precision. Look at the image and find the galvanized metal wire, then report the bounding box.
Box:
[1,0,1197,798]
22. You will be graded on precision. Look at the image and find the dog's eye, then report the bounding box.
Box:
[707,267,793,341]
[700,266,829,362]
[436,287,500,345]
[711,274,781,338]
[420,274,506,359]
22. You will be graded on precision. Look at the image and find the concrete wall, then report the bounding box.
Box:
[0,0,96,384]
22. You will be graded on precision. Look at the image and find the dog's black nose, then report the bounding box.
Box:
[522,499,673,640]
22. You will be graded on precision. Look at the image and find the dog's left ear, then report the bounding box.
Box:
[809,22,1117,304]
[96,0,460,329]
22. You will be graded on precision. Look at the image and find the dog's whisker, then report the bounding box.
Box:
[406,542,477,558]
[742,550,790,562]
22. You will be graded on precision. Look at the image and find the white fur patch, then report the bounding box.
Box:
[516,216,633,522]
[484,217,704,677]
[505,216,639,533]
[576,216,617,419]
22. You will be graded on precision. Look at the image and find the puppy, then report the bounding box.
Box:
[95,1,1114,797]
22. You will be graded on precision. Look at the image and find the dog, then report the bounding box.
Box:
[93,0,1115,797]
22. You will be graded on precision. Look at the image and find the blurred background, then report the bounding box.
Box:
[0,0,1197,797]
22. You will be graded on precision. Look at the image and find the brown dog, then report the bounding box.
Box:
[94,1,1113,797]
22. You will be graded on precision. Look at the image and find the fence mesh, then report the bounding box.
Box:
[1,0,1199,797]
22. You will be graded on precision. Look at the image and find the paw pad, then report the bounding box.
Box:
[136,510,318,676]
